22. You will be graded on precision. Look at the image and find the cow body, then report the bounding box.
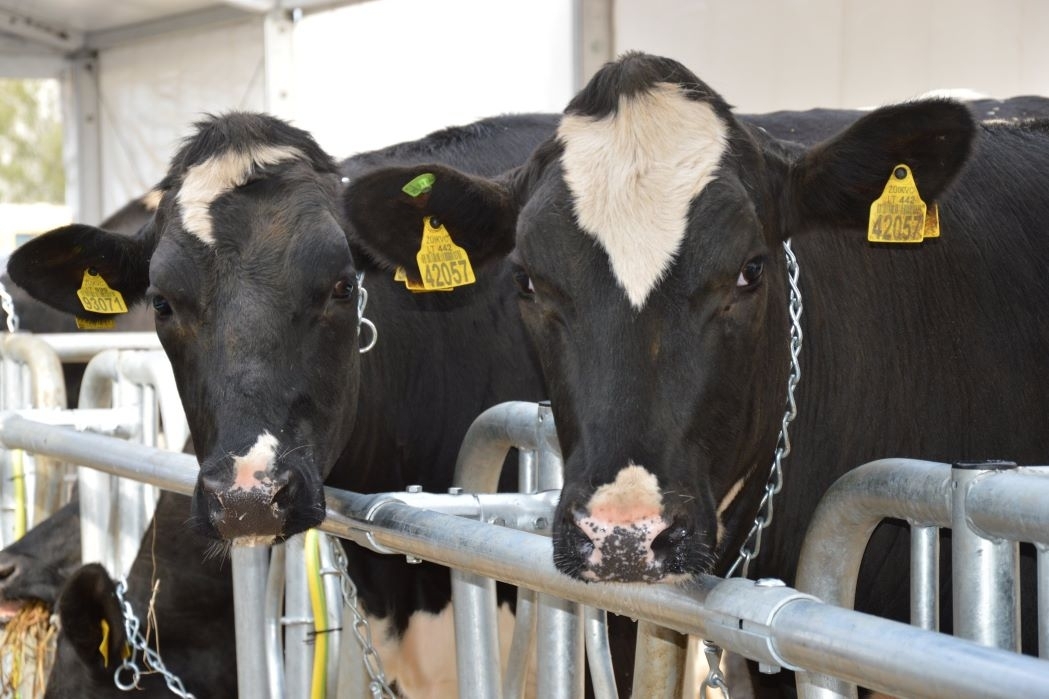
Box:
[344,52,1047,693]
[13,113,554,697]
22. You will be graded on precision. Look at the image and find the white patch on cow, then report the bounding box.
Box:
[140,188,164,212]
[585,463,663,523]
[231,431,278,491]
[360,603,531,699]
[176,144,303,245]
[715,477,745,545]
[558,82,729,308]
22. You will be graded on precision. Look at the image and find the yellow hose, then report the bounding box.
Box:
[304,529,328,699]
[12,449,26,539]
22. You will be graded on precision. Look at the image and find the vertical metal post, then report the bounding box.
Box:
[0,354,21,546]
[232,544,272,699]
[64,52,103,224]
[453,570,503,699]
[318,534,343,698]
[1039,544,1049,659]
[263,10,295,119]
[910,525,939,630]
[536,594,584,699]
[264,542,287,699]
[283,533,313,699]
[583,607,618,699]
[952,462,1020,650]
[503,447,539,699]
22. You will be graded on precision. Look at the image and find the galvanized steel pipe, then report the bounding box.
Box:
[231,545,271,699]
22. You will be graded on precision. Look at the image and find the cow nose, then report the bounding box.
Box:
[198,470,299,540]
[561,504,690,583]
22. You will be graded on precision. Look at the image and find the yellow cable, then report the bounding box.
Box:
[304,529,328,699]
[12,449,26,539]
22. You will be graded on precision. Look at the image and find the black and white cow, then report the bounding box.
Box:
[11,112,555,697]
[343,52,1047,665]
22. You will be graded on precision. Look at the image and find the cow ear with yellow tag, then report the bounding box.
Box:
[54,563,130,672]
[344,164,518,281]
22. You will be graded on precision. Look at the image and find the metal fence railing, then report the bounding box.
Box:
[1,410,1048,699]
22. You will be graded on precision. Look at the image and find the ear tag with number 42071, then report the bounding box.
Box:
[867,164,939,244]
[415,217,475,291]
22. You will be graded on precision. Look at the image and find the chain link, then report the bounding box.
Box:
[725,239,803,580]
[0,276,19,333]
[357,271,378,354]
[112,578,197,699]
[700,640,732,699]
[330,539,397,698]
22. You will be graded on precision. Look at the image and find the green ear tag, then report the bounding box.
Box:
[76,269,129,314]
[402,173,435,198]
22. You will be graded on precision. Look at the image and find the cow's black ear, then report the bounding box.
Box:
[344,164,517,282]
[56,563,127,676]
[7,222,156,319]
[786,99,975,232]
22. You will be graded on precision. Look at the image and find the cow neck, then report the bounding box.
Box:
[725,239,803,579]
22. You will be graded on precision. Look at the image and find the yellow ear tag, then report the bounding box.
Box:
[76,317,117,330]
[868,164,927,244]
[922,202,941,239]
[99,619,112,667]
[76,269,129,314]
[393,266,441,293]
[415,217,475,291]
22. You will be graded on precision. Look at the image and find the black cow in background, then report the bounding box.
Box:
[343,53,1049,696]
[14,112,556,699]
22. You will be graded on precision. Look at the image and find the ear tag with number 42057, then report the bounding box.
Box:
[415,217,475,291]
[393,265,450,293]
[867,164,939,243]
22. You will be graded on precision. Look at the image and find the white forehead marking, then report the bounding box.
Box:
[558,82,728,308]
[177,144,303,245]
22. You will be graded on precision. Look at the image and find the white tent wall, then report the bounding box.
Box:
[613,0,1049,112]
[92,18,267,219]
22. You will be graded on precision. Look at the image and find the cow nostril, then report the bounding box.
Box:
[0,561,17,582]
[650,520,690,559]
[200,474,226,497]
[271,470,299,509]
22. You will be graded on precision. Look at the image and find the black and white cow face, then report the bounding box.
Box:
[341,53,975,583]
[9,114,360,543]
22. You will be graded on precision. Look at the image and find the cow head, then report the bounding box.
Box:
[344,53,974,582]
[9,113,362,543]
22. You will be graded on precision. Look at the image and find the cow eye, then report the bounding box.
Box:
[152,295,173,318]
[331,277,356,300]
[736,256,765,288]
[511,266,535,300]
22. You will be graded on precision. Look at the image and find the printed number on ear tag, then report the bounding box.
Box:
[76,269,129,314]
[868,164,938,244]
[415,218,475,291]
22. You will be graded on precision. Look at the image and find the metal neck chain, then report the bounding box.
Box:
[112,578,197,699]
[0,276,19,332]
[704,240,803,699]
[709,237,805,692]
[725,238,803,579]
[357,271,378,354]
[330,540,396,699]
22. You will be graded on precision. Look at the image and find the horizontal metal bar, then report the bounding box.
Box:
[34,332,162,362]
[965,467,1049,547]
[3,416,1049,699]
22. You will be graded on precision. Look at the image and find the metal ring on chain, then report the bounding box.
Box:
[726,239,803,580]
[359,317,378,354]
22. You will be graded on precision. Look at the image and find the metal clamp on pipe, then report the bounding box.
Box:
[701,576,818,672]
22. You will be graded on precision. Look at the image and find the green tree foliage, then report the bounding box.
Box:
[0,79,64,203]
